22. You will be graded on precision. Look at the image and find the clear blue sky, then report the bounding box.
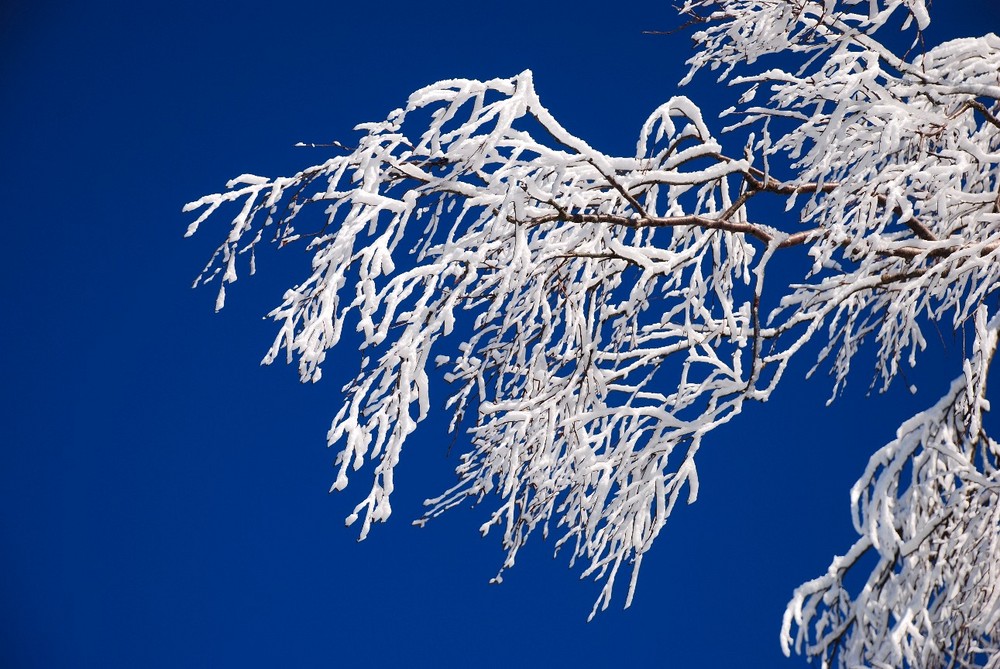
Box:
[3,2,999,667]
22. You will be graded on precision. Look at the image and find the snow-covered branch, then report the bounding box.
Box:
[782,307,1000,668]
[186,0,1000,652]
[187,72,774,617]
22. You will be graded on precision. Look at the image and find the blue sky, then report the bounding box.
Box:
[3,2,1000,667]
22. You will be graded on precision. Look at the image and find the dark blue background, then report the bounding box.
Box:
[3,2,999,667]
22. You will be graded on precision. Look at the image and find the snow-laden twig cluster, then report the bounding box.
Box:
[187,73,770,617]
[783,308,1000,668]
[187,0,1000,660]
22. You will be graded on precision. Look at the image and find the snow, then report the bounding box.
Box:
[187,1,1000,664]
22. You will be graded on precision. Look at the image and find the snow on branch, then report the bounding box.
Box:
[682,0,1000,397]
[187,71,774,617]
[186,0,1000,639]
[782,307,1000,668]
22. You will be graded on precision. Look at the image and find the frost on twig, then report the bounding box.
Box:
[186,0,1000,639]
